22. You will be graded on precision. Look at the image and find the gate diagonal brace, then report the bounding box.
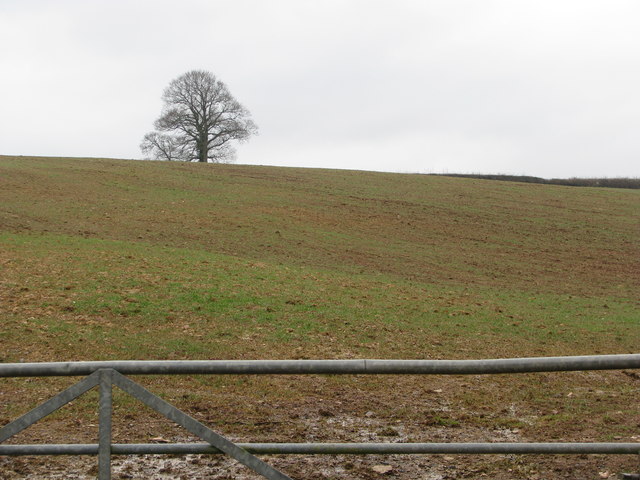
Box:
[0,369,292,480]
[111,370,293,480]
[0,370,101,443]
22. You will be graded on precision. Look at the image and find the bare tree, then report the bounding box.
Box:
[140,132,190,161]
[141,70,257,163]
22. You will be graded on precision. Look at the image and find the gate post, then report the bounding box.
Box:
[98,369,113,480]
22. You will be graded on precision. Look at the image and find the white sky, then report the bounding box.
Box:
[1,0,639,178]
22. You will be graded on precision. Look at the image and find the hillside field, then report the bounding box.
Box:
[0,155,639,479]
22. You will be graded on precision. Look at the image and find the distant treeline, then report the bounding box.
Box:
[431,174,640,189]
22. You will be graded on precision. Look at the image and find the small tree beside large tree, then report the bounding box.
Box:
[141,70,257,163]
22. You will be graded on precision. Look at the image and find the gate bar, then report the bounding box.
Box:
[1,354,639,377]
[1,442,638,455]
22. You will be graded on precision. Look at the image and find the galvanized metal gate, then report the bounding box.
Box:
[1,354,639,479]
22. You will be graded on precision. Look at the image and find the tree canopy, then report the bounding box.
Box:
[141,70,257,163]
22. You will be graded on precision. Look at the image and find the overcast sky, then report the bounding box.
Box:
[1,1,639,178]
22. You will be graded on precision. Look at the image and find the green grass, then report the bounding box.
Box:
[0,227,636,363]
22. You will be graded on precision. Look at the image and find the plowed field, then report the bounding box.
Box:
[1,156,638,478]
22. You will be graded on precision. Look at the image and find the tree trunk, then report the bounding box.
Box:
[198,138,208,162]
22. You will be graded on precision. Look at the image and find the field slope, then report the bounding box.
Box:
[0,155,638,479]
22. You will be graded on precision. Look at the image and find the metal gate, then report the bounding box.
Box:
[1,355,639,479]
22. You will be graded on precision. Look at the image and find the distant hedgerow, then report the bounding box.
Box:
[431,174,640,189]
